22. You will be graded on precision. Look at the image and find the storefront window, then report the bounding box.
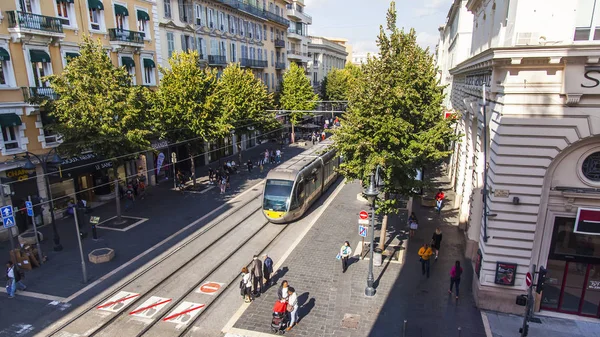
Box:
[551,217,600,259]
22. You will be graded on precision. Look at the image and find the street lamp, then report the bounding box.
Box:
[363,171,379,297]
[21,148,63,251]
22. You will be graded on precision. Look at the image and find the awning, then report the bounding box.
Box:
[29,50,51,63]
[0,113,22,128]
[137,10,150,21]
[57,0,75,3]
[87,0,104,10]
[114,4,129,16]
[65,52,79,59]
[121,56,135,68]
[0,47,9,62]
[143,58,155,68]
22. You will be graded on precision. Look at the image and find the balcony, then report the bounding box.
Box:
[7,11,64,40]
[274,39,286,48]
[286,7,312,24]
[275,62,286,70]
[22,87,58,103]
[108,28,145,48]
[208,55,227,66]
[287,28,304,40]
[215,0,289,27]
[240,58,268,68]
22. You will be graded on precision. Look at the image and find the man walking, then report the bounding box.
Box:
[435,189,445,213]
[6,261,25,298]
[250,255,264,296]
[263,254,274,287]
[418,244,434,278]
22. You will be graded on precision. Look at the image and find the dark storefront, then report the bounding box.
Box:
[1,167,40,232]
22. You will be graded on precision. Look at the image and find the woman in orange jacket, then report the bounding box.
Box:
[418,244,434,278]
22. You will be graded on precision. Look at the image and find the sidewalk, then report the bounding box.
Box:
[0,141,309,336]
[484,310,600,337]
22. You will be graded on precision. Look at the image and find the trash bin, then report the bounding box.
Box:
[373,248,383,267]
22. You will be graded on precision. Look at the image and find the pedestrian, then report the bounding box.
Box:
[208,167,215,184]
[431,227,443,261]
[275,149,282,164]
[435,189,445,213]
[321,131,326,141]
[339,241,352,273]
[125,184,135,210]
[409,219,418,238]
[418,243,433,278]
[226,172,231,189]
[247,160,253,173]
[220,174,227,194]
[250,255,264,295]
[264,149,270,165]
[5,261,25,298]
[259,158,264,173]
[278,280,289,301]
[286,287,299,331]
[240,267,253,303]
[270,150,275,164]
[263,253,274,287]
[448,260,463,300]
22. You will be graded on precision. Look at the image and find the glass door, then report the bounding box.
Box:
[541,259,565,310]
[582,264,600,317]
[559,262,586,313]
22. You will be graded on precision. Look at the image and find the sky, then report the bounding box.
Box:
[304,0,453,55]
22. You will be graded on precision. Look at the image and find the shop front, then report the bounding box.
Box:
[0,167,40,232]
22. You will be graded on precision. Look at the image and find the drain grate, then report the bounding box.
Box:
[341,314,360,329]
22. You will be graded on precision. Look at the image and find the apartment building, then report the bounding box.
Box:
[0,0,158,237]
[327,37,353,64]
[156,0,289,92]
[438,0,600,319]
[284,0,310,71]
[307,36,347,88]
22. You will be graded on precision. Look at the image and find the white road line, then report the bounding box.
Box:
[480,311,493,337]
[199,186,215,194]
[63,180,265,303]
[222,179,346,334]
[17,291,66,302]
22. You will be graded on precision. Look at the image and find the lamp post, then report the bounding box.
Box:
[363,171,379,297]
[21,148,63,251]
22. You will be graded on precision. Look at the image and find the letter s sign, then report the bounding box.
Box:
[582,70,600,88]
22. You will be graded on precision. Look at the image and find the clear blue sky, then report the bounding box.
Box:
[304,0,453,55]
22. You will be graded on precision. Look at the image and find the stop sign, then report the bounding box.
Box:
[359,210,369,220]
[525,272,532,287]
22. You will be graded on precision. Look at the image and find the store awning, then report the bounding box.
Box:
[0,47,9,62]
[121,56,135,68]
[65,52,79,62]
[0,113,22,127]
[29,50,51,63]
[57,0,75,3]
[143,58,155,68]
[114,4,129,16]
[88,0,104,10]
[137,10,150,21]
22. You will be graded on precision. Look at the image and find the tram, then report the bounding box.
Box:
[262,139,340,223]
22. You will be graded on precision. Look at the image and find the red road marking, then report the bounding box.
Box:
[162,304,205,321]
[129,299,172,315]
[199,282,221,293]
[96,294,140,309]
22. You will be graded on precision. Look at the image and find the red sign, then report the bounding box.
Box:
[574,207,600,235]
[526,272,532,287]
[359,211,369,220]
[199,282,221,294]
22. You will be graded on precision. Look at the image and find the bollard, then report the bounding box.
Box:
[403,320,407,337]
[458,327,462,337]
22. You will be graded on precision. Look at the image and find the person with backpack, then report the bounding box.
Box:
[339,241,353,273]
[240,267,253,303]
[449,260,463,300]
[263,253,274,287]
[5,261,25,298]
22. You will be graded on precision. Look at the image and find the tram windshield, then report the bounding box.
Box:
[264,179,293,211]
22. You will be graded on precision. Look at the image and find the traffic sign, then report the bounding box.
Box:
[96,291,140,312]
[129,296,171,318]
[25,201,33,216]
[359,210,369,220]
[197,281,224,295]
[359,225,367,237]
[2,216,15,229]
[162,301,205,323]
[526,272,532,287]
[90,216,101,224]
[358,219,369,225]
[1,205,13,218]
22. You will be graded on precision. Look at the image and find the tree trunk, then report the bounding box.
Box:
[291,123,295,144]
[188,143,196,186]
[237,139,242,165]
[378,192,390,250]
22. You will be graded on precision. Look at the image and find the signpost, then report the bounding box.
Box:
[27,196,43,264]
[73,208,88,283]
[90,216,100,240]
[525,272,532,287]
[1,204,16,253]
[359,211,369,259]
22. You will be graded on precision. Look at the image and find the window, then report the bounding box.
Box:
[88,0,105,31]
[230,42,236,62]
[271,73,274,88]
[0,48,14,87]
[167,32,175,58]
[257,48,262,60]
[219,41,227,59]
[181,34,194,51]
[257,23,262,40]
[40,110,59,144]
[197,37,206,58]
[120,56,136,84]
[114,4,129,30]
[219,12,224,31]
[249,22,254,39]
[264,24,267,41]
[29,49,52,88]
[271,27,274,41]
[164,0,171,18]
[137,9,150,37]
[574,0,600,41]
[178,0,192,23]
[229,15,236,34]
[194,4,203,25]
[265,73,269,88]
[56,0,75,27]
[142,57,156,85]
[2,125,19,151]
[240,20,245,36]
[208,8,214,28]
[271,51,274,66]
[210,39,218,56]
[264,50,267,62]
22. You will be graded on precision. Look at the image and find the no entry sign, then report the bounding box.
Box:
[196,281,224,295]
[526,272,532,287]
[359,210,369,220]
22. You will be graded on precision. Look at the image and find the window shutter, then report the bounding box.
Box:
[178,0,185,22]
[190,36,196,51]
[180,34,186,51]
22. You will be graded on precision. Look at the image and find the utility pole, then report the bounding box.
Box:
[27,195,43,264]
[520,264,535,337]
[1,185,15,253]
[73,207,88,283]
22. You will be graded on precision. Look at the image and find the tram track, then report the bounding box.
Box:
[46,186,265,337]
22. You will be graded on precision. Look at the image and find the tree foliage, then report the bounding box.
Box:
[46,36,153,160]
[279,63,318,126]
[323,63,362,102]
[333,1,457,214]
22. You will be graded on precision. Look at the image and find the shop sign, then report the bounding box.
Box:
[61,153,96,166]
[151,140,169,150]
[494,261,517,286]
[574,207,600,235]
[465,72,492,89]
[588,280,600,290]
[94,162,113,170]
[494,189,510,198]
[5,168,35,182]
[565,64,600,96]
[581,67,600,88]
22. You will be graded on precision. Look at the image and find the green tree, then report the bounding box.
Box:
[324,67,350,101]
[209,63,277,163]
[333,2,457,249]
[279,63,318,142]
[46,36,154,160]
[149,50,222,185]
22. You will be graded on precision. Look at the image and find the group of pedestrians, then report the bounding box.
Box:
[261,148,282,166]
[208,167,231,194]
[240,254,274,303]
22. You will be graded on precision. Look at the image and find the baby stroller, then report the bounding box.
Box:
[271,301,289,334]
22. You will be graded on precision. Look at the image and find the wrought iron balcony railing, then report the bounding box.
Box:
[214,0,289,27]
[7,11,63,34]
[22,87,58,102]
[108,28,145,44]
[275,62,286,70]
[274,39,285,48]
[208,55,227,65]
[240,58,268,68]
